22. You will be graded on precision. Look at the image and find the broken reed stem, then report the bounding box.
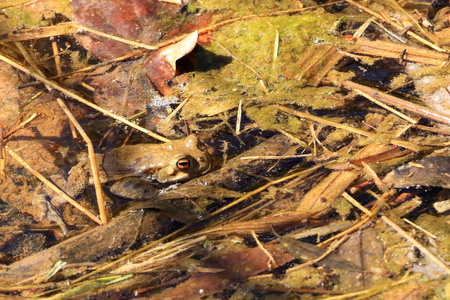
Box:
[0,53,170,143]
[236,99,243,135]
[354,89,417,124]
[3,113,38,140]
[275,105,420,151]
[1,113,39,177]
[51,36,63,79]
[74,24,158,50]
[346,0,445,52]
[287,236,349,273]
[325,274,422,300]
[342,191,373,216]
[5,145,102,225]
[343,81,450,126]
[165,96,190,121]
[72,223,192,283]
[402,218,437,239]
[56,98,107,224]
[207,164,324,219]
[361,161,387,192]
[318,217,372,248]
[51,38,78,139]
[382,216,450,276]
[414,124,450,135]
[240,154,311,160]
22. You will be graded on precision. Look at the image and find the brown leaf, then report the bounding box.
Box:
[145,31,198,95]
[383,155,450,188]
[73,0,186,59]
[152,244,294,299]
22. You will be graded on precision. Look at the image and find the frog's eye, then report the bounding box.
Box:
[176,158,191,170]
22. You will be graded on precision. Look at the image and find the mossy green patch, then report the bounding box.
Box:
[180,9,348,120]
[0,0,72,35]
[415,214,450,260]
[187,0,296,17]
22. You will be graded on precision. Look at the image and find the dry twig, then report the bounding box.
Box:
[5,145,102,225]
[56,98,107,224]
[0,53,170,143]
[382,216,450,276]
[343,81,450,126]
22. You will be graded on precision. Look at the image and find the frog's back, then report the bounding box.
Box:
[103,144,162,181]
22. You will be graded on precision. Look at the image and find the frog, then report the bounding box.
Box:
[35,135,211,233]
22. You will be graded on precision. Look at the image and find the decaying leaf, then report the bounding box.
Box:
[383,155,450,188]
[153,244,294,299]
[145,31,199,95]
[0,62,21,131]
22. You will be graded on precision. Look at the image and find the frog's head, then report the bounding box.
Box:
[155,135,211,183]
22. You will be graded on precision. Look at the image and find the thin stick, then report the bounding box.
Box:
[324,274,421,300]
[207,164,324,219]
[414,124,450,135]
[165,96,190,121]
[276,105,420,151]
[51,34,78,139]
[5,145,102,225]
[53,50,146,79]
[56,98,107,224]
[157,2,343,49]
[382,216,450,276]
[277,128,309,148]
[4,113,38,140]
[355,89,417,124]
[236,100,243,134]
[346,0,445,52]
[74,24,158,50]
[0,53,170,143]
[343,81,450,126]
[240,154,310,160]
[251,231,277,269]
[286,236,349,273]
[361,161,387,192]
[402,218,437,239]
[318,217,372,248]
[0,130,4,177]
[342,192,373,216]
[273,29,279,62]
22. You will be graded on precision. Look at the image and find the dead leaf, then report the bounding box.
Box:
[145,31,198,95]
[152,244,294,299]
[383,155,450,188]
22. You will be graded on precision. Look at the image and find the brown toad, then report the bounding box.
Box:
[36,135,211,232]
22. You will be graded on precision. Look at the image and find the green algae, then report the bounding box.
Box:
[179,8,349,120]
[415,214,450,261]
[187,0,297,17]
[0,0,72,36]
